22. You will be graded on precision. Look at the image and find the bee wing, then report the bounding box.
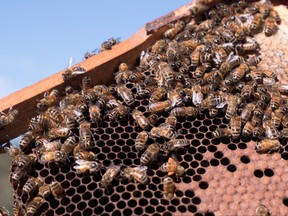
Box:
[134,166,148,172]
[72,67,86,75]
[68,56,74,68]
[75,159,89,165]
[170,154,180,165]
[216,101,228,109]
[263,78,276,86]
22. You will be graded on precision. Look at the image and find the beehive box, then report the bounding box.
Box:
[3,0,288,215]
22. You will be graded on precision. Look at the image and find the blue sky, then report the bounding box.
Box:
[0,1,189,98]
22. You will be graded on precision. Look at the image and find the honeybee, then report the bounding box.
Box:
[250,13,263,32]
[149,100,171,113]
[246,55,262,66]
[232,64,249,82]
[220,54,243,75]
[219,94,241,120]
[253,126,265,138]
[158,62,175,86]
[35,139,62,154]
[230,116,242,139]
[241,84,253,100]
[161,139,189,154]
[236,41,259,54]
[280,128,288,139]
[255,138,283,154]
[129,71,145,82]
[164,20,185,39]
[215,26,236,42]
[179,39,200,55]
[135,131,149,152]
[50,181,65,199]
[81,76,92,93]
[150,125,178,140]
[73,159,102,175]
[26,196,43,216]
[5,141,21,159]
[282,115,288,128]
[74,150,96,161]
[132,110,150,130]
[0,107,19,127]
[140,144,160,165]
[163,176,176,200]
[255,203,269,216]
[23,177,43,194]
[107,104,130,121]
[100,37,121,52]
[240,103,255,123]
[149,87,167,103]
[17,153,37,169]
[62,57,86,81]
[89,104,102,124]
[11,167,25,182]
[242,121,255,137]
[159,116,177,131]
[202,94,226,109]
[170,106,198,117]
[271,109,283,128]
[121,166,148,184]
[270,91,282,111]
[191,84,204,107]
[159,155,185,177]
[167,89,183,107]
[48,127,72,139]
[46,106,64,124]
[38,184,51,198]
[114,70,133,84]
[166,41,179,62]
[37,89,59,110]
[194,65,206,78]
[116,85,134,106]
[100,163,121,188]
[0,207,9,216]
[13,202,20,216]
[151,39,167,54]
[39,151,67,164]
[79,121,94,148]
[212,127,232,139]
[270,8,281,24]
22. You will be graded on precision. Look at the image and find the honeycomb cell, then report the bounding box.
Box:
[167,206,177,212]
[93,189,103,198]
[208,145,217,152]
[50,199,60,209]
[88,199,98,208]
[55,174,65,182]
[128,199,137,208]
[82,191,92,200]
[94,206,104,215]
[264,168,274,177]
[40,169,49,178]
[105,203,115,212]
[227,164,237,172]
[56,207,65,215]
[83,209,93,215]
[220,157,230,166]
[240,155,250,164]
[227,143,237,150]
[71,179,81,187]
[198,146,207,153]
[122,192,131,200]
[178,205,187,213]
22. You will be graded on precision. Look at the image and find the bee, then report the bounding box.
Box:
[11,167,25,182]
[132,110,150,130]
[163,176,176,200]
[38,184,51,198]
[129,71,145,82]
[241,84,253,100]
[255,203,269,216]
[121,166,148,184]
[270,8,281,24]
[39,151,67,164]
[107,104,130,121]
[179,39,200,55]
[46,106,64,124]
[280,128,288,139]
[263,121,280,139]
[250,13,263,32]
[194,65,206,78]
[253,126,265,138]
[212,127,232,139]
[73,159,102,175]
[213,46,228,67]
[159,155,185,177]
[26,196,43,216]
[149,87,167,103]
[159,116,177,131]
[140,144,160,165]
[100,163,121,188]
[242,121,255,137]
[282,115,288,128]
[35,139,62,154]
[271,110,283,128]
[135,131,149,152]
[151,39,167,54]
[270,91,282,111]
[62,66,86,81]
[167,89,183,108]
[0,207,9,216]
[149,100,171,113]
[232,64,249,82]
[89,104,102,124]
[0,107,19,127]
[246,55,262,66]
[202,94,226,109]
[166,41,179,62]
[240,103,255,123]
[218,95,241,120]
[161,139,189,154]
[50,181,65,199]
[192,84,204,107]
[164,20,185,39]
[144,77,157,86]
[190,46,202,68]
[158,62,175,86]
[37,89,59,110]
[106,98,122,110]
[48,127,72,139]
[5,141,21,158]
[116,85,134,106]
[251,114,262,126]
[17,153,37,169]
[81,76,92,93]
[220,54,243,75]
[255,138,283,154]
[23,177,43,194]
[236,41,259,54]
[215,26,236,42]
[100,37,121,52]
[170,106,198,117]
[79,121,94,148]
[13,201,21,216]
[230,116,242,139]
[74,150,96,161]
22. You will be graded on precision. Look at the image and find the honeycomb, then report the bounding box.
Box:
[9,1,288,216]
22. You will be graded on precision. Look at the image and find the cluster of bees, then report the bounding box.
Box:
[3,0,288,215]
